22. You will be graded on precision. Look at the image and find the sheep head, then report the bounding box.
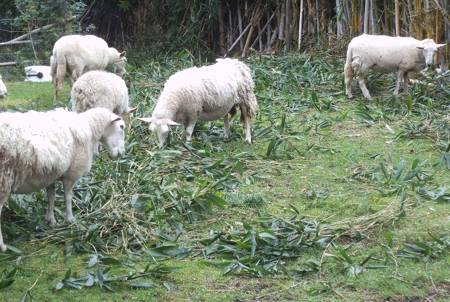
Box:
[138,117,180,148]
[101,114,126,158]
[417,39,445,68]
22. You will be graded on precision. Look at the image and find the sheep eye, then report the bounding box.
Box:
[120,125,125,130]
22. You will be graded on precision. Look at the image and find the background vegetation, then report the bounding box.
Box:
[1,0,450,67]
[1,0,450,301]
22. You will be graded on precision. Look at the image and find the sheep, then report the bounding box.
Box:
[71,70,136,123]
[0,107,126,252]
[0,74,7,98]
[344,34,445,99]
[138,58,258,147]
[51,34,127,105]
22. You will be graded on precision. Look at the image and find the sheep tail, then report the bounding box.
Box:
[240,92,258,123]
[344,46,356,79]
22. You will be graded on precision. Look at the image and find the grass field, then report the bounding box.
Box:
[1,51,450,301]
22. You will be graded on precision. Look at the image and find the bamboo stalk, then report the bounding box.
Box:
[417,0,422,39]
[250,5,280,49]
[298,0,304,51]
[424,0,431,38]
[218,1,226,54]
[242,5,262,57]
[226,22,252,56]
[364,0,370,33]
[370,0,376,34]
[237,5,244,51]
[285,0,292,50]
[395,0,400,36]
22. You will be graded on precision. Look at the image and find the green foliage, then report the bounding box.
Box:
[1,51,450,300]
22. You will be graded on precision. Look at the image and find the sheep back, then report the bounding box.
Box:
[347,34,428,74]
[153,58,257,124]
[0,108,122,194]
[71,70,129,120]
[0,109,91,193]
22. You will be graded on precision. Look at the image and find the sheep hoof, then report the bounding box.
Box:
[65,217,76,224]
[0,243,6,252]
[46,217,57,226]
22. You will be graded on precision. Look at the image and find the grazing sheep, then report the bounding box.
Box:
[139,58,258,147]
[344,34,445,99]
[51,34,127,105]
[0,74,7,98]
[71,70,136,123]
[0,107,126,252]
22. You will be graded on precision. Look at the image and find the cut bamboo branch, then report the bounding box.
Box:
[0,60,32,67]
[242,5,262,57]
[250,5,281,49]
[225,22,252,56]
[9,15,77,42]
[0,40,35,46]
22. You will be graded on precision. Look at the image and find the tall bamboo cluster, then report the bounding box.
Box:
[3,0,449,64]
[212,0,449,58]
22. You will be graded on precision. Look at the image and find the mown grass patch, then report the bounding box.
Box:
[1,51,450,301]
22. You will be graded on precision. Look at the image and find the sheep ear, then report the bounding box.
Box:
[417,46,424,50]
[437,44,446,49]
[112,116,122,122]
[138,117,153,123]
[128,107,138,114]
[120,51,126,58]
[167,120,181,126]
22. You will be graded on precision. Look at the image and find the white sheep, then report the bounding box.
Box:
[51,34,127,105]
[344,34,445,99]
[139,58,258,147]
[0,74,7,98]
[0,107,126,252]
[71,70,136,122]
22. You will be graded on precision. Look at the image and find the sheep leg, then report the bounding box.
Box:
[403,72,409,94]
[45,184,57,226]
[184,121,196,142]
[242,113,252,143]
[0,194,7,252]
[344,63,354,99]
[223,114,230,140]
[394,70,406,95]
[357,73,372,100]
[62,178,76,224]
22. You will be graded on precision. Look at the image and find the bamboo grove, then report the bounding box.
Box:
[1,0,450,64]
[73,0,450,62]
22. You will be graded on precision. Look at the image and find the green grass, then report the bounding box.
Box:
[0,80,71,110]
[1,51,450,301]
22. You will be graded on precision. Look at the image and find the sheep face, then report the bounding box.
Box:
[109,49,127,76]
[100,116,126,157]
[417,40,445,68]
[138,117,180,148]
